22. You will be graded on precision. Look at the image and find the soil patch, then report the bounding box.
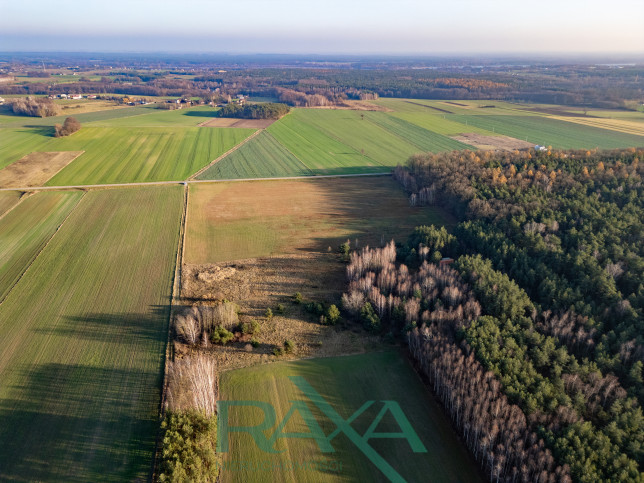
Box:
[452,133,534,151]
[0,151,84,188]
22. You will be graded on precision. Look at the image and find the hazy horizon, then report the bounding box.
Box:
[1,0,643,55]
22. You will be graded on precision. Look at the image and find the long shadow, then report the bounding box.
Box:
[32,304,173,344]
[183,110,218,118]
[0,305,176,482]
[21,125,57,137]
[0,362,160,482]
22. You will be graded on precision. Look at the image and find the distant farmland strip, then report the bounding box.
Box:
[86,106,220,128]
[0,186,183,482]
[267,114,383,174]
[364,112,474,152]
[544,115,644,137]
[44,127,254,185]
[197,131,313,180]
[291,109,423,166]
[0,191,83,301]
[0,105,156,129]
[449,114,644,149]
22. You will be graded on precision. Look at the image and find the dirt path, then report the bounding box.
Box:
[0,171,391,192]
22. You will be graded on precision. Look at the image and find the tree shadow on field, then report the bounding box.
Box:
[22,125,57,137]
[183,110,218,118]
[0,361,160,482]
[32,304,173,344]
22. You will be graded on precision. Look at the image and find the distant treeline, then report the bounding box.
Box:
[219,102,290,119]
[3,64,643,109]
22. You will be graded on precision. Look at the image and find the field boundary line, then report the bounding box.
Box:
[188,128,263,180]
[0,190,87,306]
[263,130,315,176]
[0,171,393,192]
[152,182,188,480]
[0,190,34,222]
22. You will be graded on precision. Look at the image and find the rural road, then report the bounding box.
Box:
[0,171,392,192]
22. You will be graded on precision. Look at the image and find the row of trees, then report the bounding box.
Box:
[10,96,59,117]
[342,243,570,480]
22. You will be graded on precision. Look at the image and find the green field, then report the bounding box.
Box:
[450,114,644,149]
[0,105,156,128]
[363,111,473,151]
[0,185,183,482]
[267,114,383,174]
[197,131,312,180]
[41,126,253,185]
[185,177,453,264]
[291,109,423,166]
[0,190,23,217]
[86,106,219,127]
[0,128,53,169]
[219,351,481,483]
[0,191,83,301]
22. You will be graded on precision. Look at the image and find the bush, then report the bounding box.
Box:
[293,292,303,304]
[360,302,381,332]
[241,319,260,335]
[305,302,325,316]
[284,339,296,353]
[272,346,284,356]
[250,338,260,348]
[158,410,218,483]
[275,303,285,314]
[210,326,234,345]
[326,304,341,325]
[264,308,273,320]
[54,116,81,137]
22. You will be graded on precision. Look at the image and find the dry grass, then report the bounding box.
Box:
[545,115,644,136]
[199,118,275,128]
[0,151,83,188]
[451,132,534,151]
[185,177,453,264]
[179,253,380,371]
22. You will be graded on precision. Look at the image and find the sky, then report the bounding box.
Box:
[1,0,643,55]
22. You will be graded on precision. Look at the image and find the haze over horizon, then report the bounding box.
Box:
[1,0,643,55]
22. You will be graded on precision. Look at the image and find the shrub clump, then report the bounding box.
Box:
[54,116,81,137]
[210,326,234,345]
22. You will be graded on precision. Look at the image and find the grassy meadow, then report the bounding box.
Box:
[0,186,183,482]
[219,351,481,483]
[185,177,453,264]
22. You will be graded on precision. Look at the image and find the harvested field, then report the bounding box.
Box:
[545,115,644,136]
[200,118,276,129]
[185,177,453,264]
[309,100,392,111]
[451,132,534,151]
[218,351,481,483]
[0,186,183,481]
[0,151,83,188]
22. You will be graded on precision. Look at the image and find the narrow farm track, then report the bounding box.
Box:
[188,128,264,180]
[0,171,392,192]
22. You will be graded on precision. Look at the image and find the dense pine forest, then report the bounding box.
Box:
[342,148,644,481]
